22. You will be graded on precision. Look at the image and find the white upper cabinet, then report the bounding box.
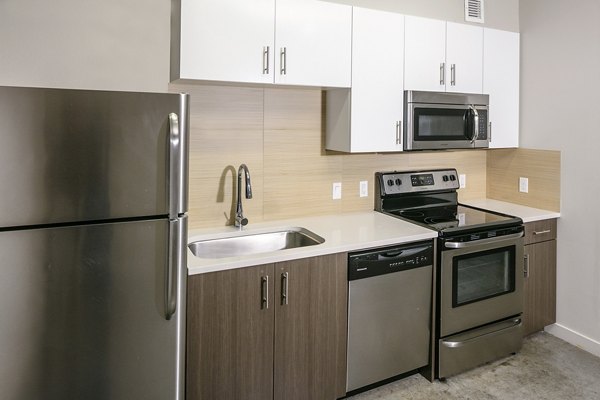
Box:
[326,7,404,152]
[177,0,351,88]
[484,28,520,148]
[404,16,446,92]
[446,22,483,93]
[275,0,352,87]
[179,0,275,84]
[404,16,483,93]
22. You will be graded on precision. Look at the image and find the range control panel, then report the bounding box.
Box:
[377,169,460,196]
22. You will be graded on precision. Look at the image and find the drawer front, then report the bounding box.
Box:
[524,219,557,245]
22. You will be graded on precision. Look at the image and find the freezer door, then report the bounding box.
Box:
[0,86,189,227]
[0,219,185,400]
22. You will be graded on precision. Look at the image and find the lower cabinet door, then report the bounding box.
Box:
[273,254,348,400]
[523,240,557,336]
[186,264,275,400]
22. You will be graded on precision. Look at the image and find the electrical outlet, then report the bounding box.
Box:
[359,181,368,197]
[519,177,529,193]
[332,182,342,200]
[459,174,466,189]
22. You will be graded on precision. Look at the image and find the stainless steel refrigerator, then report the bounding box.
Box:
[0,86,189,400]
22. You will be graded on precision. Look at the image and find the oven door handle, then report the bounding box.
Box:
[444,231,524,249]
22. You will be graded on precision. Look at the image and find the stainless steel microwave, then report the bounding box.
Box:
[403,90,489,151]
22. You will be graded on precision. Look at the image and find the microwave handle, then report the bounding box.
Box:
[468,105,479,143]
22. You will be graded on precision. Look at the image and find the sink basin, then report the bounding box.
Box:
[188,227,325,259]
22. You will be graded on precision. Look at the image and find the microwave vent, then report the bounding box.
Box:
[465,0,484,23]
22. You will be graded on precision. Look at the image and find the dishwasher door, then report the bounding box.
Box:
[346,242,433,392]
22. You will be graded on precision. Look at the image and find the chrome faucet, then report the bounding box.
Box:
[235,164,252,228]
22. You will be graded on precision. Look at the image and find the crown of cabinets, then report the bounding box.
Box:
[176,0,352,88]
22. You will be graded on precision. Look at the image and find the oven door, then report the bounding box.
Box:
[405,103,489,150]
[439,232,524,337]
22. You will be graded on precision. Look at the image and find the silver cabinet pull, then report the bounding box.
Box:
[533,230,551,235]
[281,272,289,305]
[440,63,445,85]
[450,64,456,86]
[280,47,287,75]
[261,276,269,309]
[263,46,270,74]
[395,121,401,145]
[524,254,530,278]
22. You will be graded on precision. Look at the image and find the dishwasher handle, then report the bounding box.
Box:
[348,241,433,281]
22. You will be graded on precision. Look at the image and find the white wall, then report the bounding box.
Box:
[520,0,600,356]
[0,0,170,92]
[329,0,520,31]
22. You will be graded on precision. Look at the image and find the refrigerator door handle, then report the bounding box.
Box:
[168,113,181,220]
[166,218,185,320]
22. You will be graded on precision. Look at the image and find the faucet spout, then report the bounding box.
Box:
[235,164,252,229]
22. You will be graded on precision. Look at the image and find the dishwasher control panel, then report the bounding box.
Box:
[348,241,433,281]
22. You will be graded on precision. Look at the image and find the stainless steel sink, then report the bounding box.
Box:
[188,227,325,259]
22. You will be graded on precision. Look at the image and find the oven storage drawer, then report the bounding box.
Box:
[438,315,522,378]
[524,219,556,245]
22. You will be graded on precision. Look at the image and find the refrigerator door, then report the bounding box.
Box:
[0,86,189,228]
[0,218,185,400]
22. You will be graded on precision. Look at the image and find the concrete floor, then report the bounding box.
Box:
[348,332,600,400]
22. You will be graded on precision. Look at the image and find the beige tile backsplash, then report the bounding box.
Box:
[170,83,556,229]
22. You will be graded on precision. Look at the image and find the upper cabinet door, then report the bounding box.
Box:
[484,28,520,148]
[404,16,446,92]
[351,7,405,152]
[179,0,275,84]
[274,0,352,87]
[446,22,483,93]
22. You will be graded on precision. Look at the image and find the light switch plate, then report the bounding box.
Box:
[459,174,466,189]
[359,181,368,197]
[519,177,529,193]
[332,182,342,200]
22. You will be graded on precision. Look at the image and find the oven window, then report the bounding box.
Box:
[452,246,516,307]
[414,108,468,141]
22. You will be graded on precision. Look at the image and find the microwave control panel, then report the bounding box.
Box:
[476,110,488,140]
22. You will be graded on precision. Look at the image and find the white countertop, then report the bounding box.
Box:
[462,199,560,223]
[187,211,437,275]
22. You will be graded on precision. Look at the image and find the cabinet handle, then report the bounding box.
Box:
[281,272,289,305]
[263,46,270,75]
[395,121,403,145]
[280,47,287,75]
[533,230,551,236]
[451,64,456,86]
[440,63,445,85]
[524,254,530,278]
[261,276,269,309]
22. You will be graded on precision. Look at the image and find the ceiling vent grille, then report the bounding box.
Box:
[465,0,484,23]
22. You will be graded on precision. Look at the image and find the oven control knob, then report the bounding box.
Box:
[442,175,449,182]
[449,175,456,181]
[395,178,402,186]
[387,179,394,186]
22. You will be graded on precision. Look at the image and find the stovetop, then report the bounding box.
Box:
[375,169,523,236]
[385,204,520,233]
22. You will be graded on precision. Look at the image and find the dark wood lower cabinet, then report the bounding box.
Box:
[186,253,348,400]
[273,253,348,400]
[523,239,557,336]
[186,264,275,400]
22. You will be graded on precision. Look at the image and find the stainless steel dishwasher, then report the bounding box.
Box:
[347,241,433,392]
